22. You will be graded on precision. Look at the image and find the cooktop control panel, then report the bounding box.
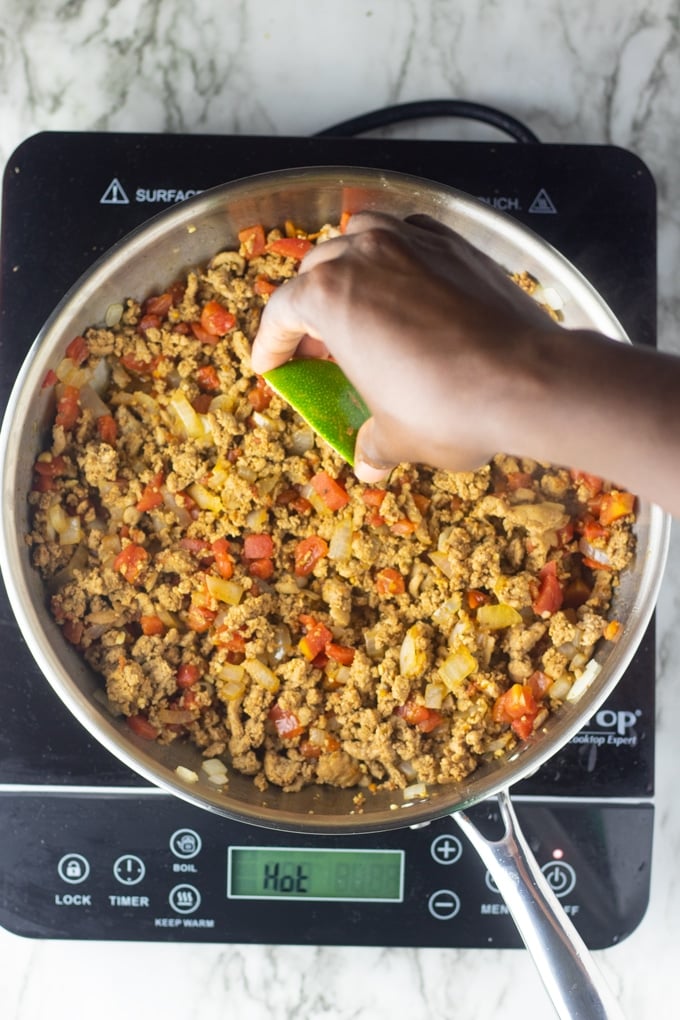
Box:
[0,794,652,947]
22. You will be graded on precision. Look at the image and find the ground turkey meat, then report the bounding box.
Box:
[26,220,637,797]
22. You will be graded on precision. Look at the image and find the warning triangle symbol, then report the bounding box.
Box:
[528,188,557,214]
[100,178,130,205]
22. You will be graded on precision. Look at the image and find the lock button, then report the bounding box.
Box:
[57,853,90,884]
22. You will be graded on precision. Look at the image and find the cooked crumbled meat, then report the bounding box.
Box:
[27,221,637,797]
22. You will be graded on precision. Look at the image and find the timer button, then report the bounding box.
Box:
[427,889,461,921]
[113,854,146,886]
[169,828,202,859]
[430,833,463,865]
[541,860,576,898]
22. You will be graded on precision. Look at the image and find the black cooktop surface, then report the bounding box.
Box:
[0,131,656,797]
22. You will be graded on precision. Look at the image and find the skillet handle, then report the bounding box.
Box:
[452,789,625,1020]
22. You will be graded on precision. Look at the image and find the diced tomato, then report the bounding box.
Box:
[120,353,160,375]
[300,733,341,758]
[41,368,58,389]
[581,516,609,542]
[555,521,575,548]
[298,619,333,661]
[177,662,202,688]
[200,300,236,337]
[248,557,274,580]
[412,493,431,515]
[268,704,305,739]
[96,414,118,445]
[391,518,417,536]
[467,589,491,610]
[143,292,173,318]
[527,670,552,700]
[136,472,164,512]
[310,470,349,511]
[362,488,387,508]
[532,560,563,616]
[113,543,149,584]
[55,385,80,430]
[186,601,217,633]
[180,537,213,561]
[395,701,443,733]
[266,236,313,260]
[325,642,355,666]
[582,555,613,572]
[214,629,246,657]
[375,567,405,596]
[192,393,213,414]
[599,490,635,526]
[294,535,329,576]
[238,224,267,259]
[190,321,219,345]
[339,210,352,233]
[211,537,235,579]
[65,335,89,365]
[127,714,159,740]
[140,615,165,636]
[243,533,274,560]
[247,375,273,412]
[195,364,221,392]
[33,455,67,478]
[138,313,162,332]
[254,275,278,296]
[492,683,539,740]
[570,469,604,497]
[276,487,313,514]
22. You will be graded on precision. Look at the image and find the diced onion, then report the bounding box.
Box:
[205,574,243,605]
[79,383,110,419]
[548,675,573,701]
[187,482,222,513]
[403,782,428,800]
[202,758,228,784]
[245,506,268,531]
[290,425,315,454]
[105,302,124,327]
[169,389,208,439]
[567,659,602,702]
[424,681,445,710]
[431,595,462,629]
[174,765,199,783]
[399,624,428,679]
[428,550,454,579]
[476,603,522,630]
[578,537,611,566]
[439,646,477,691]
[55,356,92,389]
[328,520,352,561]
[158,708,195,724]
[244,657,280,693]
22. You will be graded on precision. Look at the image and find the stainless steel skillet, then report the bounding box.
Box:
[0,168,669,1019]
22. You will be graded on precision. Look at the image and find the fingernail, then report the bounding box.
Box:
[354,457,391,484]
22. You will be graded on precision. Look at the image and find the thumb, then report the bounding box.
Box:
[353,417,399,484]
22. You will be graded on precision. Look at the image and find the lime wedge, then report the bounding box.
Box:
[264,359,370,466]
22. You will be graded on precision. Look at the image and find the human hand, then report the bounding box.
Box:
[251,211,564,481]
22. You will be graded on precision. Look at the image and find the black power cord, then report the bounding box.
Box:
[315,99,540,144]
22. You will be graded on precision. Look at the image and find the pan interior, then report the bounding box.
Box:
[0,167,669,835]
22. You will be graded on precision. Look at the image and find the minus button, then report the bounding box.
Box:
[427,889,461,920]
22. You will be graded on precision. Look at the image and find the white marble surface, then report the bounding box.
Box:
[1,1,680,1017]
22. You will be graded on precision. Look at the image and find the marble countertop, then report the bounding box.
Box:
[1,1,679,1017]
